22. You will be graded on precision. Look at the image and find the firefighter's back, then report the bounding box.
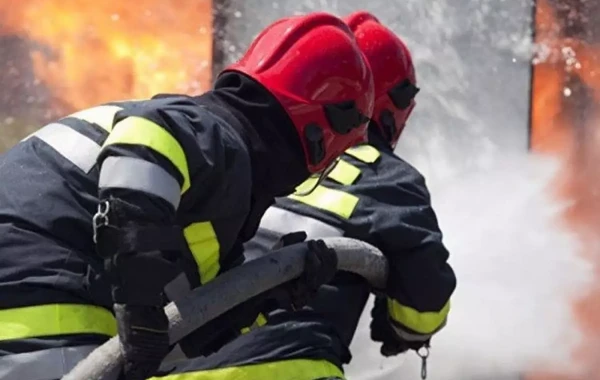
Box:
[0,104,131,379]
[0,128,108,302]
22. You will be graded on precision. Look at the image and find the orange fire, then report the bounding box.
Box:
[0,0,213,115]
[530,0,600,379]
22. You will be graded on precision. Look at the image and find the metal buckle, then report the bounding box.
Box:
[92,200,111,243]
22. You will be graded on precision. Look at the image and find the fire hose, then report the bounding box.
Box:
[61,237,388,380]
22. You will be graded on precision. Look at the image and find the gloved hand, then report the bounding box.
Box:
[269,233,338,310]
[114,304,170,380]
[370,296,430,357]
[272,231,307,250]
[285,239,339,309]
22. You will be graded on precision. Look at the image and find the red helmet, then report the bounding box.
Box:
[344,11,419,149]
[222,12,374,173]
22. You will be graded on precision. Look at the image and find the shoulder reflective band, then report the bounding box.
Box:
[240,312,268,334]
[27,123,103,173]
[67,105,123,132]
[0,304,117,341]
[183,222,221,285]
[387,298,450,335]
[150,358,344,380]
[22,105,123,173]
[103,116,191,193]
[289,178,359,220]
[326,159,360,185]
[345,144,381,163]
[99,156,182,209]
[0,345,99,380]
[259,206,344,239]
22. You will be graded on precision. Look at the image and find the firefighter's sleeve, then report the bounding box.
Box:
[94,95,221,306]
[365,171,456,341]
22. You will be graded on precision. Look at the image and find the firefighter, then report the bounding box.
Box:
[0,12,374,380]
[153,11,456,380]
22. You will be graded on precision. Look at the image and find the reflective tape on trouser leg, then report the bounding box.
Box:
[0,345,101,380]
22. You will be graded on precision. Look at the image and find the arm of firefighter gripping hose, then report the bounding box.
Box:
[61,237,388,380]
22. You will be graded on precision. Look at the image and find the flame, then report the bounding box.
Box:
[0,0,213,115]
[529,0,600,378]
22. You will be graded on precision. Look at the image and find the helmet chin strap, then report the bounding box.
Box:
[293,156,341,197]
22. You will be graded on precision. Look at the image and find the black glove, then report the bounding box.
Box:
[275,238,338,310]
[114,304,170,380]
[370,296,429,357]
[272,231,307,249]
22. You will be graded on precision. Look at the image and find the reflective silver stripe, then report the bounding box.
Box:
[259,206,344,240]
[99,156,182,209]
[389,318,446,342]
[390,323,433,342]
[0,345,100,380]
[67,105,123,132]
[29,123,101,173]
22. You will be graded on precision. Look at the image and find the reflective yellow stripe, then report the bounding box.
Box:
[103,116,191,192]
[150,358,344,380]
[240,312,268,334]
[290,178,359,219]
[256,313,267,326]
[345,144,381,163]
[387,298,450,335]
[0,304,117,341]
[326,159,360,185]
[67,105,123,132]
[184,222,221,284]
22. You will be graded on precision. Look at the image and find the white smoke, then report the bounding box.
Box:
[219,1,595,378]
[345,153,592,380]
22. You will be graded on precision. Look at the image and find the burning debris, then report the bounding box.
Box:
[0,0,213,148]
[530,0,600,379]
